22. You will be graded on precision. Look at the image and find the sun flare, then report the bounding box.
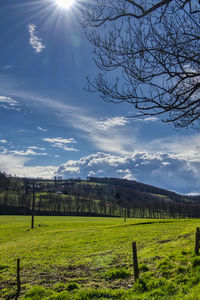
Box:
[55,0,75,9]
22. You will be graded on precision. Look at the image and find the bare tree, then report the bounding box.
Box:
[81,0,200,128]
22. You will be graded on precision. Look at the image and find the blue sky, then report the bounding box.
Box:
[1,0,200,194]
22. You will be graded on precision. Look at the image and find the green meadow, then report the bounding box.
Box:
[1,216,200,299]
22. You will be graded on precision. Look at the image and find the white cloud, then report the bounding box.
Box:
[37,126,47,132]
[10,149,47,156]
[162,161,170,166]
[0,154,56,178]
[0,147,8,154]
[135,117,159,122]
[143,117,159,122]
[58,145,78,151]
[0,139,7,144]
[43,137,78,151]
[96,117,127,130]
[28,146,46,151]
[21,165,57,178]
[0,154,28,175]
[27,24,45,53]
[43,137,76,144]
[186,192,200,196]
[0,96,19,110]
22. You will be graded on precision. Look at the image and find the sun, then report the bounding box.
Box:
[55,0,75,9]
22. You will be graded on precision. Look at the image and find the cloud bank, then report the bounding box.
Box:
[55,151,200,194]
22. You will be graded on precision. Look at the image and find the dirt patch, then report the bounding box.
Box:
[178,233,191,239]
[157,239,172,244]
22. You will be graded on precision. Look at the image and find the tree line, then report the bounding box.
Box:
[1,172,200,218]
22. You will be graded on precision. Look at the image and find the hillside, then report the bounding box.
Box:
[0,173,200,218]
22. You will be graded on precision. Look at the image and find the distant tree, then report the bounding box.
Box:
[86,198,92,214]
[75,196,81,214]
[99,199,107,215]
[81,0,200,128]
[0,172,10,190]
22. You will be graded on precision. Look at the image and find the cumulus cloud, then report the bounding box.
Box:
[55,151,200,194]
[28,24,45,53]
[43,137,78,151]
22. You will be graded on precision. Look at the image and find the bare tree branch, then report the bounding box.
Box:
[81,0,200,128]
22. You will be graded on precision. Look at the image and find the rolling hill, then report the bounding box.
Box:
[0,172,200,218]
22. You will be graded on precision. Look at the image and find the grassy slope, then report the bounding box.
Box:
[1,216,200,299]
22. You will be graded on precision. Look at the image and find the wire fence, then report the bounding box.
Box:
[1,225,199,299]
[2,240,139,296]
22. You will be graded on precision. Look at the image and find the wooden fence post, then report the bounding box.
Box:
[132,242,139,280]
[195,227,200,255]
[31,185,35,229]
[124,209,126,223]
[16,258,20,298]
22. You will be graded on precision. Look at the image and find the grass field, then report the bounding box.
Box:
[1,216,200,299]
